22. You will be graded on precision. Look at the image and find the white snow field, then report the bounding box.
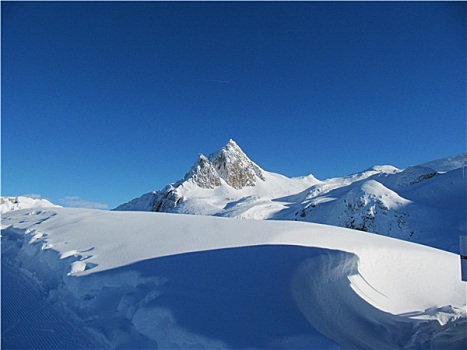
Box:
[2,207,466,349]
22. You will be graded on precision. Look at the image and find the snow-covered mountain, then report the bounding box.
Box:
[0,196,61,214]
[115,140,466,253]
[420,153,467,173]
[2,207,466,349]
[280,164,466,253]
[115,139,320,219]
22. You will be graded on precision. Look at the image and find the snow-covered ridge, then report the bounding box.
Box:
[2,207,465,349]
[115,139,320,215]
[115,141,466,254]
[420,153,467,173]
[284,165,466,253]
[0,196,61,214]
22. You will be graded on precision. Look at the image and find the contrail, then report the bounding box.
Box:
[204,79,231,84]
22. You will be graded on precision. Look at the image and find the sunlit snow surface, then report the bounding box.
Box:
[0,196,60,214]
[2,208,466,349]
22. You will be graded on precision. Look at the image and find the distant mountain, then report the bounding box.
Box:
[115,139,319,218]
[0,196,61,214]
[279,165,466,253]
[115,140,466,253]
[420,153,467,173]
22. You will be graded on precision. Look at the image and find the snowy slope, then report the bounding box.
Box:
[0,196,61,214]
[2,207,466,349]
[420,153,467,173]
[115,141,466,253]
[282,166,466,253]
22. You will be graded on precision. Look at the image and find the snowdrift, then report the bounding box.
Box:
[2,208,466,349]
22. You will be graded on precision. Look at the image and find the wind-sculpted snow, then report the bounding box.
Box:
[2,208,466,349]
[292,251,466,349]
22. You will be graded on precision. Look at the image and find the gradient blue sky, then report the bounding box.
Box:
[2,1,466,209]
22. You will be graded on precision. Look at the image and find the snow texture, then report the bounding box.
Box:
[2,207,466,349]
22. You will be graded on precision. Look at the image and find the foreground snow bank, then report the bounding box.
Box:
[2,208,466,349]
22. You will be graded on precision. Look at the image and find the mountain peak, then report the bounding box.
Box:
[183,153,222,189]
[212,139,244,159]
[209,140,266,189]
[225,138,242,151]
[181,140,266,190]
[227,138,238,147]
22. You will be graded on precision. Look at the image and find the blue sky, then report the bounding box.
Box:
[2,1,465,209]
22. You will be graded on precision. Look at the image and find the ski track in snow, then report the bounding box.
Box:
[1,207,466,349]
[1,258,105,349]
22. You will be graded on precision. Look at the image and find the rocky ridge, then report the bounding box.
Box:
[185,139,265,190]
[117,139,268,213]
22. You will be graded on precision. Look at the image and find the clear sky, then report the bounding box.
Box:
[2,1,466,209]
